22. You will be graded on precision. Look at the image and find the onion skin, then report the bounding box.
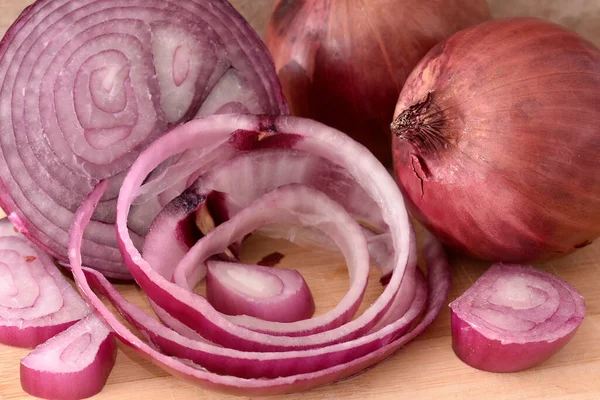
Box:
[257,252,285,267]
[449,263,585,372]
[266,0,490,165]
[392,18,600,262]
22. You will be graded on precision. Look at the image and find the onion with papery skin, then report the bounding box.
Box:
[0,0,287,278]
[206,261,316,323]
[0,219,89,348]
[450,263,585,372]
[391,18,600,262]
[20,314,117,400]
[265,0,490,165]
[66,114,452,395]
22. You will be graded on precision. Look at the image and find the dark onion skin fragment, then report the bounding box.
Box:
[392,18,600,262]
[0,0,287,278]
[257,252,285,267]
[450,263,585,372]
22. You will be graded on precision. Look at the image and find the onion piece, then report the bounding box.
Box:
[68,182,451,393]
[20,314,117,400]
[0,0,287,278]
[206,260,315,323]
[79,264,427,379]
[0,220,89,348]
[450,263,585,372]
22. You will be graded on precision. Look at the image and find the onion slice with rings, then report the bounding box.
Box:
[450,263,585,372]
[141,148,394,281]
[0,219,89,348]
[20,314,117,400]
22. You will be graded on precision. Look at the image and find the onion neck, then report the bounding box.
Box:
[390,92,448,154]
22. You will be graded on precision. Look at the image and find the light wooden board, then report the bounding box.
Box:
[1,1,599,399]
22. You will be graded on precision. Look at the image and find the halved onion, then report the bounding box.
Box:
[0,0,287,278]
[0,219,89,348]
[450,263,585,372]
[20,314,117,400]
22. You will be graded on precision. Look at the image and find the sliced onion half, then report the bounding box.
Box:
[67,114,452,395]
[0,219,89,348]
[450,263,586,372]
[0,0,287,278]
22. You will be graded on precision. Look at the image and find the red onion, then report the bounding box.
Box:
[450,263,585,372]
[206,260,315,323]
[391,18,600,262]
[66,114,452,394]
[0,219,89,348]
[20,314,117,400]
[0,0,287,278]
[265,0,490,165]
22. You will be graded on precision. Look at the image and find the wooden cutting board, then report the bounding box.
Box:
[0,1,599,399]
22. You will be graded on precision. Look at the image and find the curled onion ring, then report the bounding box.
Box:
[67,114,451,395]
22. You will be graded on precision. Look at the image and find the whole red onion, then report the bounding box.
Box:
[391,18,600,262]
[265,0,490,165]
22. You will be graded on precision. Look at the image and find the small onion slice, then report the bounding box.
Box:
[206,260,316,323]
[0,219,89,348]
[20,314,117,400]
[450,263,586,372]
[156,183,372,343]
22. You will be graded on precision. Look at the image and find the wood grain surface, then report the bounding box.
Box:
[0,1,599,399]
